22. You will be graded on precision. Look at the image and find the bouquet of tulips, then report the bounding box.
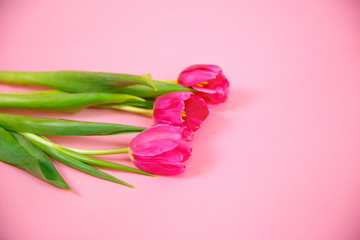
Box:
[0,65,229,189]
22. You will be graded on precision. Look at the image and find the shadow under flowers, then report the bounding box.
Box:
[177,88,254,178]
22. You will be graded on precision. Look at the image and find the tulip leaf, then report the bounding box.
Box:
[2,90,154,110]
[0,71,156,92]
[0,112,146,135]
[0,92,145,112]
[0,127,70,189]
[21,133,134,188]
[5,90,64,95]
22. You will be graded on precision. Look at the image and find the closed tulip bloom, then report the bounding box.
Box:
[153,91,209,141]
[129,124,192,175]
[177,64,230,106]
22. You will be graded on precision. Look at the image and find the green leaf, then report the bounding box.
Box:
[21,133,134,188]
[0,75,192,99]
[5,90,155,109]
[0,92,145,112]
[0,112,146,135]
[5,90,64,95]
[0,71,156,92]
[0,127,70,189]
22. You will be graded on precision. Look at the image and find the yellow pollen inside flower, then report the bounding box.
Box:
[180,111,186,122]
[195,81,209,88]
[129,152,134,160]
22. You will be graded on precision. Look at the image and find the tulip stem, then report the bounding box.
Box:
[21,133,154,177]
[34,135,130,155]
[139,73,152,79]
[102,105,154,115]
[65,146,130,155]
[154,79,177,84]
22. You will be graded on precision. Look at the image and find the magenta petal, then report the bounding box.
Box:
[129,124,192,175]
[130,125,182,156]
[181,64,222,74]
[192,85,217,94]
[184,96,209,120]
[153,91,194,126]
[195,85,230,106]
[132,148,185,163]
[183,96,209,131]
[176,142,192,161]
[153,101,185,125]
[178,70,217,86]
[154,91,192,109]
[153,91,209,135]
[177,64,230,106]
[153,94,188,125]
[133,160,185,175]
[181,127,194,142]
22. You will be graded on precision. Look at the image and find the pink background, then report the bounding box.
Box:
[1,0,360,239]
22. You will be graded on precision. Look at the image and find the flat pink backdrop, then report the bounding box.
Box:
[1,0,360,240]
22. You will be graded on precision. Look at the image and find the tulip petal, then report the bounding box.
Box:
[153,91,196,126]
[181,64,222,74]
[153,91,192,109]
[153,101,185,125]
[129,124,192,175]
[183,96,209,131]
[129,125,182,156]
[177,64,230,106]
[176,142,192,161]
[133,160,185,175]
[178,70,217,86]
[153,91,209,139]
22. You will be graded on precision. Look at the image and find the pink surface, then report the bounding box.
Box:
[1,0,360,239]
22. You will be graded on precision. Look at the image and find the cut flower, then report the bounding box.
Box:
[129,124,192,175]
[177,64,230,106]
[153,91,209,140]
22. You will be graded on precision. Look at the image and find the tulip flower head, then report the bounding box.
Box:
[177,64,230,106]
[153,91,209,141]
[129,124,192,175]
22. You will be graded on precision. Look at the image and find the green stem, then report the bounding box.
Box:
[54,145,154,176]
[21,132,55,148]
[105,105,153,115]
[139,73,152,79]
[21,133,154,177]
[154,79,177,84]
[66,146,130,155]
[20,133,136,187]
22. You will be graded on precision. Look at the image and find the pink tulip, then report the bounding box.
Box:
[177,64,230,106]
[153,91,209,141]
[129,124,192,175]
